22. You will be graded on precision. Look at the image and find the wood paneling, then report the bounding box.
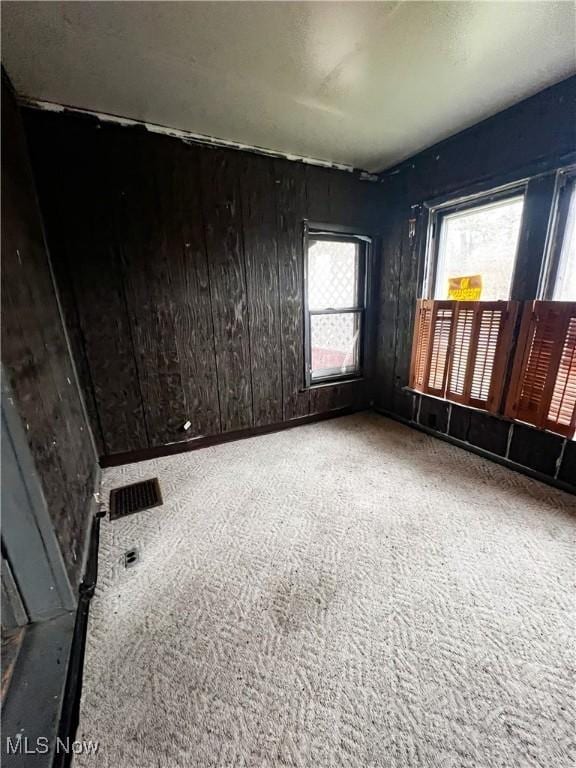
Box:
[201,148,253,432]
[26,117,150,456]
[24,110,379,458]
[274,159,310,421]
[1,75,97,587]
[240,154,282,426]
[119,133,221,443]
[118,131,190,446]
[163,141,221,438]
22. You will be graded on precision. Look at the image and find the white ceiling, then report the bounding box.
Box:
[2,1,575,172]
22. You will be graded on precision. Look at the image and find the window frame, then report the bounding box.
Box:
[423,182,528,301]
[540,166,576,300]
[303,224,371,387]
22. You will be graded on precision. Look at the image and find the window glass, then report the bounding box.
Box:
[308,240,359,309]
[553,182,576,301]
[310,313,360,379]
[434,196,524,300]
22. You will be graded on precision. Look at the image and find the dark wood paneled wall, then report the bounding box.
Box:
[24,110,381,459]
[374,75,576,490]
[1,76,98,586]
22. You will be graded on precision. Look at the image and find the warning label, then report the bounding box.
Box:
[447,275,482,301]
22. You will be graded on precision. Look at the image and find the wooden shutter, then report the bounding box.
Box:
[409,300,433,391]
[506,301,576,437]
[409,300,455,396]
[446,301,519,412]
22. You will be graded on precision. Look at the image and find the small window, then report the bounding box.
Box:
[546,173,576,301]
[429,193,524,301]
[305,231,368,384]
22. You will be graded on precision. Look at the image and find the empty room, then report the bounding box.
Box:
[1,2,575,766]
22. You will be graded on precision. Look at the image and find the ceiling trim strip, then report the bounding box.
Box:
[20,96,361,173]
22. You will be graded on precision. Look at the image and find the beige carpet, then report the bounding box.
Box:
[75,414,575,768]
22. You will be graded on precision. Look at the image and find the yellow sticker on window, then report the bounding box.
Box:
[447,275,482,301]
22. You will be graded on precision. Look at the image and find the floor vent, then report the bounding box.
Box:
[123,547,140,569]
[109,478,163,520]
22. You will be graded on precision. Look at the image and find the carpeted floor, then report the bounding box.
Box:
[75,414,575,768]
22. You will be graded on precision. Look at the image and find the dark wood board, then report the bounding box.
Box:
[2,76,97,587]
[115,130,189,446]
[239,154,283,426]
[512,173,558,301]
[25,114,150,456]
[274,158,311,421]
[309,381,365,414]
[160,140,221,438]
[201,148,253,432]
[374,201,403,411]
[118,131,220,443]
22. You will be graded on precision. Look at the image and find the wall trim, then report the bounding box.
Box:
[76,470,102,594]
[100,407,366,468]
[53,515,101,768]
[373,407,575,496]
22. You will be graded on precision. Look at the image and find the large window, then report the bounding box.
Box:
[410,172,576,439]
[305,231,369,384]
[429,192,525,301]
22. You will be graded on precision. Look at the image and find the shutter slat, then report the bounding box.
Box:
[447,306,474,401]
[409,300,433,390]
[426,304,455,396]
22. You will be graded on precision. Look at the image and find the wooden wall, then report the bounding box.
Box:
[24,110,382,460]
[374,75,576,489]
[1,76,98,586]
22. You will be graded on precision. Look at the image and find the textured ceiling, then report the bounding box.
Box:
[2,1,575,171]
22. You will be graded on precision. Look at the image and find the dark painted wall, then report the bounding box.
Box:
[24,110,382,459]
[374,75,576,490]
[1,76,99,586]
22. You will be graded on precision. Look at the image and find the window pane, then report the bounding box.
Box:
[435,196,524,301]
[311,313,360,378]
[554,183,576,300]
[308,239,359,310]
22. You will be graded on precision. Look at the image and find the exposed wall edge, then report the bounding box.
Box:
[373,407,575,496]
[19,97,362,174]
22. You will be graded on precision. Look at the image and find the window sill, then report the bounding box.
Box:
[302,376,364,391]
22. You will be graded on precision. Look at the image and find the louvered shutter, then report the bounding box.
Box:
[446,301,518,412]
[409,300,433,390]
[425,302,455,396]
[506,302,576,438]
[409,300,455,396]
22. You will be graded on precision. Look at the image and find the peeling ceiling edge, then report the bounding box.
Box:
[19,96,371,175]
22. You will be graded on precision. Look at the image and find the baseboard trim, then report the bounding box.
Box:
[100,406,366,468]
[373,407,575,496]
[53,515,101,768]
